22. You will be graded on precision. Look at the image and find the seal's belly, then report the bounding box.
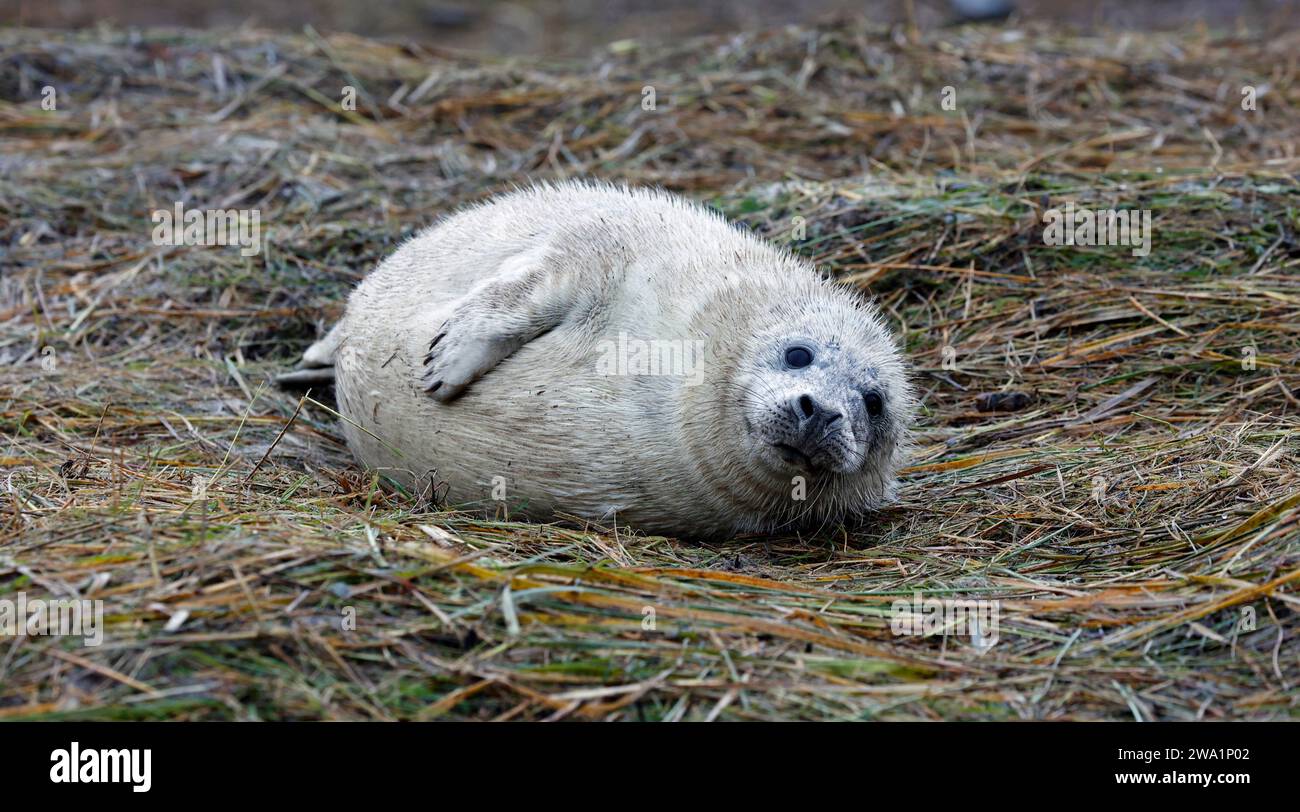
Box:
[335,317,637,522]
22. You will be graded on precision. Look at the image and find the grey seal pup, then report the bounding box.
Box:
[289,182,914,538]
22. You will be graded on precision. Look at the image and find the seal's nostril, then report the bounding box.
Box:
[797,394,816,419]
[825,411,843,425]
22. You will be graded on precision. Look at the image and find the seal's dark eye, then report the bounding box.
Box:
[863,391,884,418]
[784,346,813,369]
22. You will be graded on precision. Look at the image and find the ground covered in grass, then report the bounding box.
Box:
[2,21,1298,720]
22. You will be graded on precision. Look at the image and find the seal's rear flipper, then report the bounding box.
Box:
[274,367,336,387]
[275,323,344,389]
[302,322,345,367]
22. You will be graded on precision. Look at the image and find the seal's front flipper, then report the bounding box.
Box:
[420,245,591,402]
[420,316,529,401]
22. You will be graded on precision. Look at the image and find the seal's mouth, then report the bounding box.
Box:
[770,442,824,473]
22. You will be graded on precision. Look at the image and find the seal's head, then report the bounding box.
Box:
[689,276,914,533]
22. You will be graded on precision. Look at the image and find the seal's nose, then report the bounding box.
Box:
[793,394,843,428]
[796,394,816,419]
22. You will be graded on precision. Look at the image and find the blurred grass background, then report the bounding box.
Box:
[6,0,1300,56]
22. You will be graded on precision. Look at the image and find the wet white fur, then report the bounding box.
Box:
[312,181,914,538]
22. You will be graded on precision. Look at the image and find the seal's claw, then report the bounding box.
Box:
[420,317,520,401]
[422,373,469,402]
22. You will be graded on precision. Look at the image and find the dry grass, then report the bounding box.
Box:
[1,21,1298,720]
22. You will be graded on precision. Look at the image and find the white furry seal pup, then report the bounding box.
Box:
[289,182,914,538]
